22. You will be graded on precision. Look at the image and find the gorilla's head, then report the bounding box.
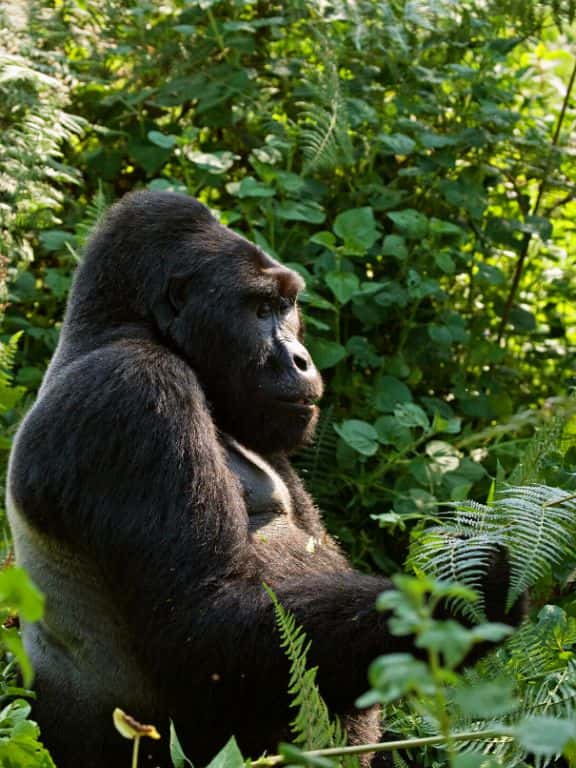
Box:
[72,191,323,454]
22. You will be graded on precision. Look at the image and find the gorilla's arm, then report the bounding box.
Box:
[11,344,516,716]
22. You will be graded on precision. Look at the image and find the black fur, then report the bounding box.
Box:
[7,192,519,768]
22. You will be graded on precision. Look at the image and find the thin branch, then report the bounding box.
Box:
[497,56,576,344]
[250,729,513,766]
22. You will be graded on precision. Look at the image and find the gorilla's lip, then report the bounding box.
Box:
[276,395,318,409]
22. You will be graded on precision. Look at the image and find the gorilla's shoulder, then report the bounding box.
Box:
[43,339,201,408]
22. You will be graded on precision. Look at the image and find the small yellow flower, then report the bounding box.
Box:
[113,708,161,741]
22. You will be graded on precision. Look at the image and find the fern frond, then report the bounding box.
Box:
[298,58,353,174]
[264,585,353,760]
[0,334,25,415]
[500,485,576,609]
[74,183,109,253]
[410,484,576,618]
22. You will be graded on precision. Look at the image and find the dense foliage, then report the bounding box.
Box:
[1,0,576,766]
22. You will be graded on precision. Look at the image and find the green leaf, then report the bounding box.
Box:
[205,737,244,768]
[45,269,72,299]
[306,337,347,369]
[147,130,177,149]
[325,272,359,304]
[333,207,379,254]
[514,716,576,756]
[170,721,194,767]
[0,567,44,622]
[309,231,337,250]
[40,230,75,252]
[334,420,379,456]
[387,209,428,239]
[394,403,430,431]
[1,629,33,688]
[374,376,413,413]
[275,201,326,223]
[362,653,435,704]
[453,679,517,718]
[416,620,473,668]
[379,133,416,155]
[381,234,408,260]
[227,176,275,198]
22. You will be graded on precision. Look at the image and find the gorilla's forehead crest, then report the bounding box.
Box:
[252,247,305,298]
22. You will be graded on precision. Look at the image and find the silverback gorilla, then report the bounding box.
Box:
[7,192,520,768]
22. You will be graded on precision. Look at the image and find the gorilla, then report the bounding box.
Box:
[7,192,520,768]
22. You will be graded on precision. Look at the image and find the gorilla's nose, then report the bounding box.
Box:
[287,340,314,375]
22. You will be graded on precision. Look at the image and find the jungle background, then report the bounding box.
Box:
[1,0,576,766]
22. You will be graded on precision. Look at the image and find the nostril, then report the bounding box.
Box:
[293,353,308,372]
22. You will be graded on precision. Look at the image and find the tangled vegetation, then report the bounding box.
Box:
[1,0,576,765]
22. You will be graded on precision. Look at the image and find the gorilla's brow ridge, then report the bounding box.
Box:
[261,266,304,299]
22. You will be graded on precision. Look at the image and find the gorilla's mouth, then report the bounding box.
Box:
[276,395,318,410]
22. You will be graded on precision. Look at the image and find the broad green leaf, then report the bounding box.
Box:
[381,234,408,260]
[0,567,44,622]
[514,716,576,756]
[362,653,435,704]
[306,337,346,369]
[170,721,194,767]
[453,680,517,718]
[333,207,379,254]
[379,133,416,155]
[227,176,275,198]
[309,231,337,250]
[205,737,244,768]
[387,209,428,239]
[325,272,359,304]
[334,420,379,456]
[416,620,473,668]
[374,416,413,450]
[394,403,430,431]
[374,375,413,413]
[147,130,177,149]
[434,251,456,273]
[429,217,464,237]
[275,200,325,223]
[40,230,75,252]
[428,324,453,346]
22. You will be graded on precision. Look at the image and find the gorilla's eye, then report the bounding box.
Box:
[256,301,274,319]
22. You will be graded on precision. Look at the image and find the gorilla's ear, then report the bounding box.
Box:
[167,274,193,313]
[153,273,193,335]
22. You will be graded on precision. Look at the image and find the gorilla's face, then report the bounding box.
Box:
[164,220,324,455]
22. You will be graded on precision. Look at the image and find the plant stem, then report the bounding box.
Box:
[250,729,513,766]
[497,56,576,344]
[132,736,140,768]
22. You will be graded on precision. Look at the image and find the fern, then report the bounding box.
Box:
[298,55,353,174]
[264,585,354,762]
[410,484,576,618]
[0,334,25,416]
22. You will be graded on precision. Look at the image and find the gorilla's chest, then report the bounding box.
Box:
[225,439,293,535]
